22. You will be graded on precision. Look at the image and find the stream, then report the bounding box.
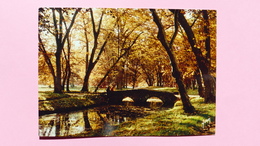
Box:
[39,99,164,137]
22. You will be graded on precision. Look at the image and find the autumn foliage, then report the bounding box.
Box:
[38,8,216,109]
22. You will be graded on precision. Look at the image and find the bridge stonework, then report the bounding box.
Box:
[107,89,179,108]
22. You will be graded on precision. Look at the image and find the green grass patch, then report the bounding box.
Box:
[141,86,179,93]
[39,92,107,113]
[186,89,199,95]
[139,86,199,95]
[39,92,70,100]
[111,97,215,136]
[39,96,93,112]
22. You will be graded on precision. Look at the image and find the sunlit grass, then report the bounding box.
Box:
[111,97,215,136]
[38,92,106,113]
[38,92,70,100]
[39,97,94,112]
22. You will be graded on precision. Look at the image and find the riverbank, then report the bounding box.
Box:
[68,96,215,137]
[39,90,215,136]
[110,97,215,136]
[39,92,107,115]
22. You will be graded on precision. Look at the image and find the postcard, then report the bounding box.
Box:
[38,8,216,138]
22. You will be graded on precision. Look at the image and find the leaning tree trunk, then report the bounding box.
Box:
[176,10,216,103]
[94,50,128,92]
[94,32,142,92]
[150,9,196,114]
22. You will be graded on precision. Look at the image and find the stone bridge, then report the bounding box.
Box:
[107,89,179,108]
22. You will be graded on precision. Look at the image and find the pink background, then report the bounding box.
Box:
[1,0,260,145]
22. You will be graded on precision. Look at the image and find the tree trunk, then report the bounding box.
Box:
[94,51,127,92]
[55,114,61,136]
[150,9,196,114]
[66,65,71,92]
[202,10,216,103]
[52,8,63,93]
[51,8,80,93]
[117,68,124,90]
[54,44,63,93]
[81,64,94,92]
[202,10,211,67]
[83,110,92,131]
[141,64,154,86]
[63,24,73,92]
[202,74,216,103]
[123,62,128,88]
[174,72,196,113]
[80,10,110,92]
[194,69,205,97]
[176,10,216,103]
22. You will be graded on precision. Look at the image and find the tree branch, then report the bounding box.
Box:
[93,32,112,65]
[51,8,60,43]
[61,8,81,47]
[169,10,180,46]
[38,34,56,78]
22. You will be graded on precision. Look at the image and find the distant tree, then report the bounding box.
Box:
[94,32,142,92]
[93,8,144,92]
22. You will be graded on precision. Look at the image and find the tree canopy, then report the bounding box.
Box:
[39,8,216,107]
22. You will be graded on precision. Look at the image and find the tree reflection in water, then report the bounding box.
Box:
[39,104,161,137]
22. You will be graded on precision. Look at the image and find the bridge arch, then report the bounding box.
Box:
[122,97,134,106]
[146,97,163,103]
[146,97,164,109]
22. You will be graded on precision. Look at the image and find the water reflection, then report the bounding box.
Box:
[39,107,133,137]
[39,112,86,137]
[39,100,163,137]
[146,97,163,109]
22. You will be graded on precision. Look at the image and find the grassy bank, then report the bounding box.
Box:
[38,87,214,136]
[39,92,107,115]
[110,97,215,136]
